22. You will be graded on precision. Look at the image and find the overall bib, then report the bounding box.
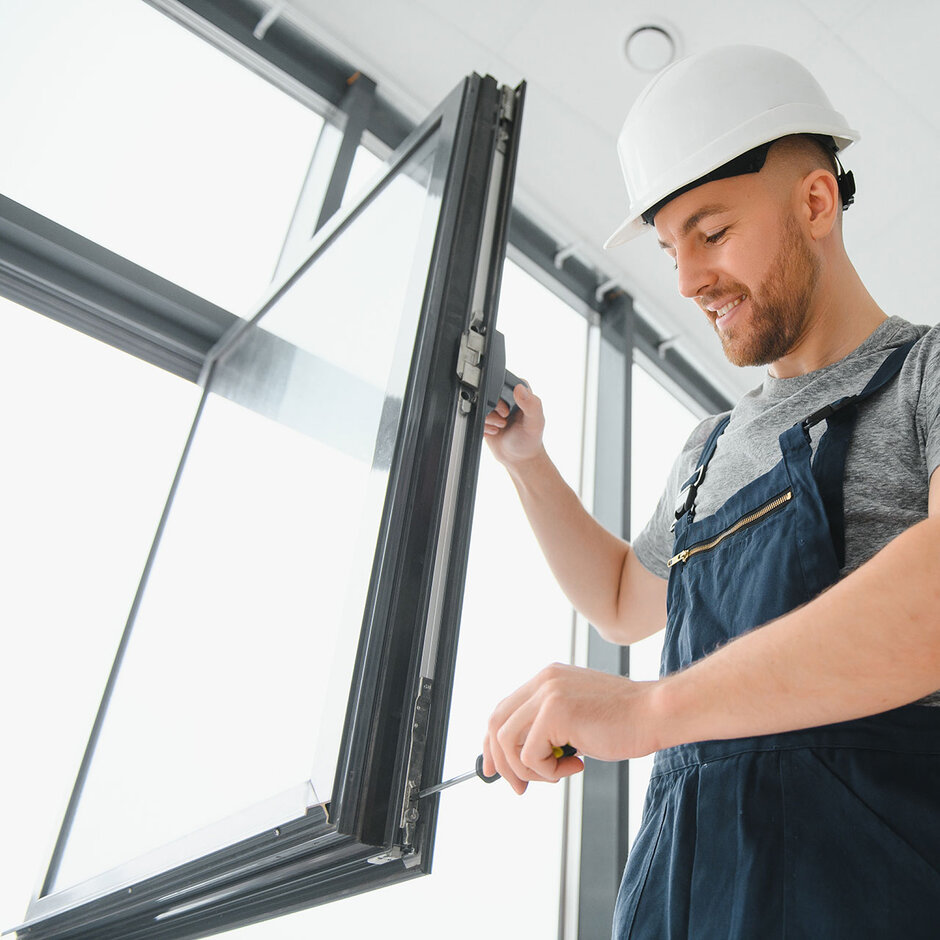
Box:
[613,342,940,939]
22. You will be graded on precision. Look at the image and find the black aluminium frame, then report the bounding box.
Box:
[11,73,525,939]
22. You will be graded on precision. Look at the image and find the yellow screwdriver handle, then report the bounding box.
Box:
[551,744,577,759]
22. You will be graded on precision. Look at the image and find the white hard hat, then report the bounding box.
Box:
[604,45,860,248]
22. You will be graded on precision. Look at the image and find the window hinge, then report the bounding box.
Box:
[397,676,433,848]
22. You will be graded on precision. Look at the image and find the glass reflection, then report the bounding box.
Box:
[52,136,443,892]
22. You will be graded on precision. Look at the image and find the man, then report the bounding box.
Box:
[481,45,940,937]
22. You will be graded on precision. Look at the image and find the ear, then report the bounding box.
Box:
[802,169,840,240]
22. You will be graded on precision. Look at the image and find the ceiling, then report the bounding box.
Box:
[264,0,939,399]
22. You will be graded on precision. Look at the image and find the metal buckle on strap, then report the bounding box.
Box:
[801,403,837,432]
[673,463,705,527]
[801,394,859,433]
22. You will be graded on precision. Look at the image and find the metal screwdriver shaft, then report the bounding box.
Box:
[418,754,499,798]
[417,746,576,799]
[418,767,480,798]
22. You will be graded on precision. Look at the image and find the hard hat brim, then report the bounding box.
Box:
[603,214,646,249]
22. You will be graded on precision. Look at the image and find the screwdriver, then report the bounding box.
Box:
[418,745,577,799]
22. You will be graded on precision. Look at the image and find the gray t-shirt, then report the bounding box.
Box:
[634,316,940,702]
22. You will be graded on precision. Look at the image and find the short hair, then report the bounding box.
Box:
[768,134,840,179]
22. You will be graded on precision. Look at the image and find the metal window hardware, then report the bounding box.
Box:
[253,2,286,40]
[397,677,433,848]
[499,84,516,123]
[497,85,516,152]
[657,335,680,358]
[366,845,421,868]
[456,325,486,391]
[553,243,578,269]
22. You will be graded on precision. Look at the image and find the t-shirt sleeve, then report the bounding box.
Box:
[632,414,726,580]
[917,325,940,482]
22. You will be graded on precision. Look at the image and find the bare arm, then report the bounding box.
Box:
[652,470,940,746]
[483,470,940,793]
[485,385,666,645]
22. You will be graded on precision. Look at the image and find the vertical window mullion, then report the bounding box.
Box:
[577,295,633,938]
[273,74,376,281]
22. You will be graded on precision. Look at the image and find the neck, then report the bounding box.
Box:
[768,256,887,379]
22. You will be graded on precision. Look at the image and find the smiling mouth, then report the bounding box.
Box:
[710,294,745,318]
[702,294,747,329]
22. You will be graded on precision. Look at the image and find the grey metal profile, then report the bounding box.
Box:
[143,0,356,117]
[272,72,377,281]
[0,195,235,384]
[314,74,377,233]
[577,295,634,939]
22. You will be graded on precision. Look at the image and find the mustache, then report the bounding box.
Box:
[698,281,750,310]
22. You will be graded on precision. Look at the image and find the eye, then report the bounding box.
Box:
[704,228,728,245]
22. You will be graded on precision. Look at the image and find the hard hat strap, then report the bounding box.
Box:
[641,141,773,225]
[810,133,857,211]
[832,151,856,211]
[641,136,856,225]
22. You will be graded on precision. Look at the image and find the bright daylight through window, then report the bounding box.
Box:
[0,0,323,316]
[0,297,201,931]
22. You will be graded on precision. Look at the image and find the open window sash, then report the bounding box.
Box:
[11,73,524,940]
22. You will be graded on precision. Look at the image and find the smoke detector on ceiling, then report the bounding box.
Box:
[624,24,677,72]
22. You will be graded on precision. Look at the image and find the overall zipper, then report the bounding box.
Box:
[667,489,793,568]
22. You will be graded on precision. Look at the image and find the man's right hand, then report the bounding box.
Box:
[482,377,667,647]
[483,383,546,468]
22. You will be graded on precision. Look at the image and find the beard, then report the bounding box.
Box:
[708,214,820,368]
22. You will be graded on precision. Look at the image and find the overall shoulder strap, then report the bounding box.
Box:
[673,414,731,527]
[801,339,917,433]
[809,339,917,567]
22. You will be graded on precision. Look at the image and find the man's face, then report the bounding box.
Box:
[653,175,820,368]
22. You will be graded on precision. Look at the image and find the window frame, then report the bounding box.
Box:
[12,72,525,940]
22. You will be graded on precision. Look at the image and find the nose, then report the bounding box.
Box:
[675,245,717,299]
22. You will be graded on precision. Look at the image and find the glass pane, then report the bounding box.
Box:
[50,132,445,892]
[0,0,322,315]
[0,298,199,930]
[342,144,386,209]
[212,260,590,939]
[628,361,700,847]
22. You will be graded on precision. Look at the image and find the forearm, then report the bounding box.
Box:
[507,447,649,639]
[648,515,940,751]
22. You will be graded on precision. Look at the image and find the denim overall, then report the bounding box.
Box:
[614,341,940,939]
